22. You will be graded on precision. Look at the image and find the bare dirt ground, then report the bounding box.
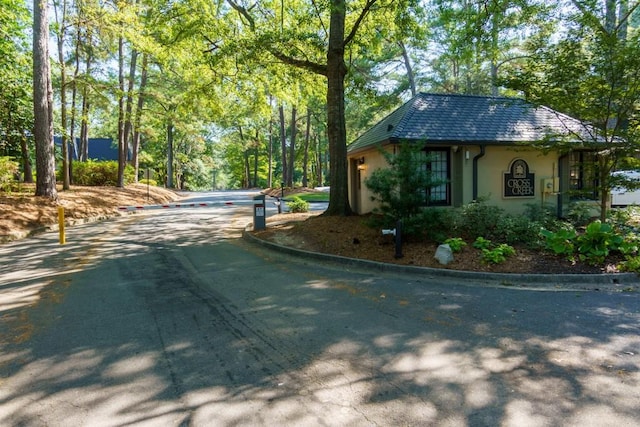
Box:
[0,184,627,274]
[0,183,179,242]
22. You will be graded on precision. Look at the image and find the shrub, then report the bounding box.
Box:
[473,236,492,250]
[576,221,623,265]
[139,178,158,186]
[0,157,19,192]
[287,196,309,213]
[71,160,135,186]
[540,227,577,256]
[364,141,447,236]
[524,202,559,228]
[455,199,504,240]
[409,207,456,241]
[497,214,543,246]
[619,256,640,273]
[618,234,640,257]
[481,243,516,264]
[567,201,597,226]
[443,237,466,252]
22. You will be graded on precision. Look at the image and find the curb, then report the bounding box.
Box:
[242,225,640,291]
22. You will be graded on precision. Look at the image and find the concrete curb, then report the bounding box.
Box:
[243,224,640,291]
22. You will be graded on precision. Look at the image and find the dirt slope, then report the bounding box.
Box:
[0,184,179,242]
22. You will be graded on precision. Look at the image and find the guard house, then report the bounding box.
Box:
[347,93,600,217]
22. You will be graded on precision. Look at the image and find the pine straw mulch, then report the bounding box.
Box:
[256,212,625,275]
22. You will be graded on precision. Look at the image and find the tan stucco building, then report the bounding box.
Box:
[347,93,599,217]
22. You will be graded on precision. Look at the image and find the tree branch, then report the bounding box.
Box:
[344,0,378,47]
[268,49,328,76]
[226,0,256,31]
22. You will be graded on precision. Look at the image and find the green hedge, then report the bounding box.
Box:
[69,160,135,186]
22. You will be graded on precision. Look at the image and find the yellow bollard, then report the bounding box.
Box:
[58,206,66,245]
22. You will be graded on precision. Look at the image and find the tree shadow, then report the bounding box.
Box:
[0,208,639,425]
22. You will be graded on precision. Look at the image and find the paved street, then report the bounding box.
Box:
[1,191,639,426]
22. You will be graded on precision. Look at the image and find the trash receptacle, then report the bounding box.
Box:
[253,194,266,231]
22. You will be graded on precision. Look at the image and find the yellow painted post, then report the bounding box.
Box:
[58,206,66,244]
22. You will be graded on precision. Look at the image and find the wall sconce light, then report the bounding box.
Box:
[357,157,366,170]
[465,150,470,160]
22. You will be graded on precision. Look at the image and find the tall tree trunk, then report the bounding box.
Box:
[33,0,57,198]
[302,108,311,187]
[238,125,250,187]
[132,53,148,181]
[253,129,259,188]
[287,106,296,187]
[325,0,352,215]
[243,150,250,187]
[69,15,82,183]
[279,105,287,187]
[55,0,70,190]
[166,121,174,188]
[267,115,273,188]
[618,0,628,40]
[79,36,92,162]
[605,0,617,34]
[20,134,33,183]
[490,9,499,96]
[116,35,126,188]
[123,49,138,171]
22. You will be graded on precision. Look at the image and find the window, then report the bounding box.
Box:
[422,149,450,206]
[568,151,598,200]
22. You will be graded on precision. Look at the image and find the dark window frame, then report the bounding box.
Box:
[422,148,451,206]
[568,150,599,201]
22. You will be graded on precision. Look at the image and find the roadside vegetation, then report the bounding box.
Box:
[363,143,640,272]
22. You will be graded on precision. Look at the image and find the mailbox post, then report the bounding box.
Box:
[253,194,266,231]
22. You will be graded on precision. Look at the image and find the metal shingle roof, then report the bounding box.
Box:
[348,93,590,153]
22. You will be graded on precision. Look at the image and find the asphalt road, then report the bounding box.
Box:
[0,191,638,426]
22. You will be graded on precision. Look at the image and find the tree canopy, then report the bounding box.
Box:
[0,0,637,214]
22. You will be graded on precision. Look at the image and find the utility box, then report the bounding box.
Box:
[253,194,266,231]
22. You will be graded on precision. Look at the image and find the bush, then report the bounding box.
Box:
[443,237,466,252]
[497,214,543,246]
[619,256,640,273]
[139,178,158,186]
[481,244,516,264]
[287,196,309,213]
[473,236,492,250]
[71,160,135,186]
[402,207,456,241]
[0,157,19,192]
[524,202,565,232]
[455,199,504,240]
[364,141,446,236]
[540,227,577,257]
[567,201,597,226]
[576,220,623,265]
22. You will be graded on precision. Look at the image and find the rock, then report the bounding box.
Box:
[434,244,454,265]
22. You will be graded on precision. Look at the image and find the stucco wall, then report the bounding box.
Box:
[471,146,561,214]
[349,146,393,214]
[348,144,562,216]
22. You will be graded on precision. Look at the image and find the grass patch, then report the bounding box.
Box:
[284,192,329,202]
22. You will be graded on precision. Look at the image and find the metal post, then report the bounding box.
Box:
[58,206,66,245]
[279,182,284,214]
[394,220,403,259]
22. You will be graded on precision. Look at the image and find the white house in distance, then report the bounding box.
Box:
[347,93,603,217]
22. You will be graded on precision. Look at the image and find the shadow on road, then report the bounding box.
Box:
[0,207,639,425]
